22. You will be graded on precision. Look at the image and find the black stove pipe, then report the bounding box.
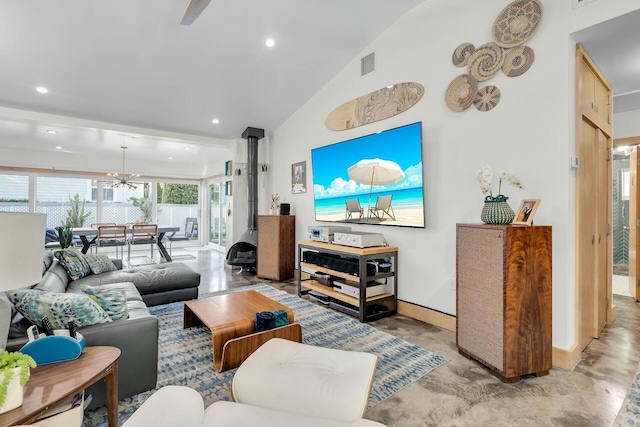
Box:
[239,127,264,242]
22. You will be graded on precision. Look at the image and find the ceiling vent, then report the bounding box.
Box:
[361,52,375,76]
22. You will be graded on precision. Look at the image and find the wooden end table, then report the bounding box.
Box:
[0,346,121,427]
[184,290,302,372]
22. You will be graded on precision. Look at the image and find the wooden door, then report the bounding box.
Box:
[577,119,597,350]
[629,148,639,299]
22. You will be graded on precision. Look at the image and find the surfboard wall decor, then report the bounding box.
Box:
[325,82,424,131]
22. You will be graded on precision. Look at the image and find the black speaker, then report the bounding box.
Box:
[280,203,290,215]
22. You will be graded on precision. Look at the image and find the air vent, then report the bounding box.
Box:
[361,52,375,76]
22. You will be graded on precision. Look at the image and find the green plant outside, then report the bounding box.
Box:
[0,351,36,408]
[156,183,198,204]
[129,196,158,223]
[64,194,92,227]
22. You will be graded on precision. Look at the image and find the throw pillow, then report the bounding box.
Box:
[54,248,91,281]
[84,254,118,275]
[80,285,128,321]
[7,289,112,329]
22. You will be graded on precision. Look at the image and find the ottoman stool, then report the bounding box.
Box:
[231,338,378,423]
[122,386,204,427]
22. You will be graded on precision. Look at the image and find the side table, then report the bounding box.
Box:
[0,346,121,427]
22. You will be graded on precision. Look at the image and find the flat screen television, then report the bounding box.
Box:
[311,122,425,228]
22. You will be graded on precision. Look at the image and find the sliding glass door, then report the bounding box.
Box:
[208,182,227,251]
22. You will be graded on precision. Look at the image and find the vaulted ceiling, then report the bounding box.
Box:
[0,0,424,166]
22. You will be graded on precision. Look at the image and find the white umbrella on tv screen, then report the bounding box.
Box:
[347,158,405,219]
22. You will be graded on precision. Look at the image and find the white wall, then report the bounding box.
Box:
[267,1,640,351]
[614,109,640,139]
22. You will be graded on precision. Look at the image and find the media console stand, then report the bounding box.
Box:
[297,240,397,323]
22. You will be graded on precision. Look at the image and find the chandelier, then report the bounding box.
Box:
[106,146,142,189]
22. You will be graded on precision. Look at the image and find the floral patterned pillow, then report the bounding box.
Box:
[53,248,91,281]
[7,289,112,329]
[84,254,118,275]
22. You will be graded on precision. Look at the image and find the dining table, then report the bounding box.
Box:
[72,225,180,262]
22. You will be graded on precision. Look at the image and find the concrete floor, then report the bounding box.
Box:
[175,246,638,427]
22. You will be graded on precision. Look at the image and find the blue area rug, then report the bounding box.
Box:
[613,362,640,426]
[83,284,447,426]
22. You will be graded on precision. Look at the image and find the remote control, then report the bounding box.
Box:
[68,320,77,339]
[41,316,54,336]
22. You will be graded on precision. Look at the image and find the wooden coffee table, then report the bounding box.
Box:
[0,346,120,427]
[184,290,302,372]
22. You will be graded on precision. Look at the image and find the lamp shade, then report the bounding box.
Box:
[0,212,46,291]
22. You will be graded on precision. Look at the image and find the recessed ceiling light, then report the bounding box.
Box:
[265,38,275,47]
[46,130,57,134]
[212,118,219,124]
[184,147,191,150]
[36,87,48,94]
[55,146,62,149]
[168,157,173,160]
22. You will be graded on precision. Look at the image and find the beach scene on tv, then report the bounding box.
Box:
[311,122,425,228]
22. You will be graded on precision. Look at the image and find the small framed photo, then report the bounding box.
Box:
[513,199,541,226]
[291,161,307,194]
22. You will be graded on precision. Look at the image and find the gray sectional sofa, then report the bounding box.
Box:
[5,251,201,409]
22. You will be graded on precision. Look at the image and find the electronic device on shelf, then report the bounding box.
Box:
[332,231,385,248]
[333,280,387,298]
[307,225,351,243]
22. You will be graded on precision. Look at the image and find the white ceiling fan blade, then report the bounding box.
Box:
[180,0,212,26]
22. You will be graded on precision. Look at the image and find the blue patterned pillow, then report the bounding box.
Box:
[7,289,112,329]
[54,248,91,281]
[84,254,118,275]
[81,285,128,321]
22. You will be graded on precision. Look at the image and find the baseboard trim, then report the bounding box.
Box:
[397,300,456,332]
[552,342,581,370]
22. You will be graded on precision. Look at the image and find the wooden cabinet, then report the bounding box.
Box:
[297,240,397,322]
[579,53,612,136]
[456,224,552,383]
[257,215,295,281]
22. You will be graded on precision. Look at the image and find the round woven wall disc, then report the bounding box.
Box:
[467,42,505,82]
[474,86,501,112]
[492,0,543,48]
[502,45,535,77]
[452,43,475,68]
[445,74,478,112]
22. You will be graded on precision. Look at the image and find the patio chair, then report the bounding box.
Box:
[96,224,127,259]
[128,223,158,261]
[368,195,395,221]
[167,220,196,255]
[345,199,364,221]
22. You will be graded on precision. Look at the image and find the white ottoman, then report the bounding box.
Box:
[122,386,204,427]
[231,338,378,423]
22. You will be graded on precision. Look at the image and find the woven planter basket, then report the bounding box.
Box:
[481,195,515,224]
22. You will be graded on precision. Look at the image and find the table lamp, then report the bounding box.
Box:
[0,212,46,350]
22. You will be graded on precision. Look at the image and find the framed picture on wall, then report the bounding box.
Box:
[292,161,306,194]
[513,199,541,226]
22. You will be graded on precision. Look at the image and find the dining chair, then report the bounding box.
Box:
[96,225,127,259]
[345,199,364,220]
[88,223,116,253]
[128,224,158,261]
[167,221,195,255]
[368,195,395,221]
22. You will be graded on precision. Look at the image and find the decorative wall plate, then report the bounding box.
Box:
[474,85,501,112]
[445,74,478,112]
[325,82,424,131]
[467,42,505,82]
[502,45,535,77]
[492,0,543,48]
[452,43,475,68]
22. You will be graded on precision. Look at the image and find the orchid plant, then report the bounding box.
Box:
[477,165,523,199]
